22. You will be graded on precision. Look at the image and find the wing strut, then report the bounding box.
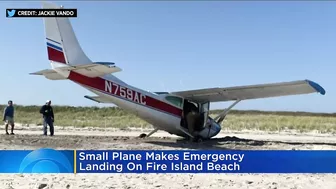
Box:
[214,99,241,124]
[146,128,159,137]
[139,128,159,138]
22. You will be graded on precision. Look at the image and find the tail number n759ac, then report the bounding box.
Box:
[105,81,146,105]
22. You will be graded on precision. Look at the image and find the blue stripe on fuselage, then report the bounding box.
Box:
[46,38,61,45]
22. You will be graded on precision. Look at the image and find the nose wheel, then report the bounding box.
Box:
[190,136,204,143]
[196,137,203,143]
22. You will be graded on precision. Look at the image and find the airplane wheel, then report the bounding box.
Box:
[139,133,147,138]
[192,137,203,143]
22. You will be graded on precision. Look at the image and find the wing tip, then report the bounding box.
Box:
[306,80,326,95]
[29,72,42,75]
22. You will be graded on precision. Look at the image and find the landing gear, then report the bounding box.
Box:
[194,137,203,143]
[186,135,204,143]
[139,133,147,138]
[139,128,159,138]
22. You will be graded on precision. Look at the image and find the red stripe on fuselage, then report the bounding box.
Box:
[47,47,66,64]
[68,71,183,117]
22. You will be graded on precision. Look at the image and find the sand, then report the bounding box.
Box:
[0,124,336,189]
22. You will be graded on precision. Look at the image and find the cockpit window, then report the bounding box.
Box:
[165,96,183,108]
[201,102,209,113]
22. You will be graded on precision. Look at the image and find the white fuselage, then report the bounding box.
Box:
[66,70,221,139]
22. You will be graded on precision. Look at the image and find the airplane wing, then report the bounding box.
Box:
[84,95,113,103]
[171,80,326,103]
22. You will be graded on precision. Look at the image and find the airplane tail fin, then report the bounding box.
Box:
[42,2,91,66]
[32,2,122,80]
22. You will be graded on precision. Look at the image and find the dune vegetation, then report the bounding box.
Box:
[1,105,336,133]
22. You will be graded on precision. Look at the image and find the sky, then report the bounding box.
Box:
[1,1,335,113]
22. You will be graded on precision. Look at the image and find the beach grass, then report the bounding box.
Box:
[2,105,336,133]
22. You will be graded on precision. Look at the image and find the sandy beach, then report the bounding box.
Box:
[0,125,336,189]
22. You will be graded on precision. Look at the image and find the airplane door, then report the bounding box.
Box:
[200,102,210,128]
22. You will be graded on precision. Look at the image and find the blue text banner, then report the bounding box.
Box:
[76,150,336,173]
[1,149,336,173]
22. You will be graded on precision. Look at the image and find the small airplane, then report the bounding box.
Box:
[31,2,326,142]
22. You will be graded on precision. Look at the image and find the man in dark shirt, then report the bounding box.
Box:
[40,100,54,136]
[3,100,15,135]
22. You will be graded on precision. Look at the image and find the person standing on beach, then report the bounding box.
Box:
[3,100,15,135]
[40,100,54,136]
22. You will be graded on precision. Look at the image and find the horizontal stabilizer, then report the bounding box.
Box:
[30,69,67,80]
[31,62,122,79]
[84,95,113,103]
